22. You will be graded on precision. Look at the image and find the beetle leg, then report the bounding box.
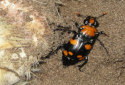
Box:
[95,31,109,56]
[97,39,110,56]
[98,31,108,36]
[75,22,81,36]
[41,44,67,59]
[54,28,77,34]
[75,22,81,30]
[73,21,83,31]
[78,56,88,71]
[70,20,80,29]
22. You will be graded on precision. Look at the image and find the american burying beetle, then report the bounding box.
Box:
[44,12,109,71]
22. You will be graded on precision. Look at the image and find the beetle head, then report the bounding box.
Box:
[84,12,107,28]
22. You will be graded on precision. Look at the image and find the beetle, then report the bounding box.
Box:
[43,12,109,71]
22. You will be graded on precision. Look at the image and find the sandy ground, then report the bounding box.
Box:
[14,0,125,85]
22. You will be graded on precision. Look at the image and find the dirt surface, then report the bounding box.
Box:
[16,0,124,85]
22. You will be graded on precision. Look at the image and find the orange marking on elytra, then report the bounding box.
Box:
[79,57,84,60]
[77,55,83,58]
[68,51,73,56]
[85,44,92,50]
[81,25,97,37]
[77,55,84,60]
[63,50,68,56]
[70,38,78,45]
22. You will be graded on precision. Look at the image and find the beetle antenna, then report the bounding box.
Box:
[96,12,107,19]
[75,12,86,18]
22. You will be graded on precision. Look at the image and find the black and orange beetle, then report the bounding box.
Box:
[44,12,109,71]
